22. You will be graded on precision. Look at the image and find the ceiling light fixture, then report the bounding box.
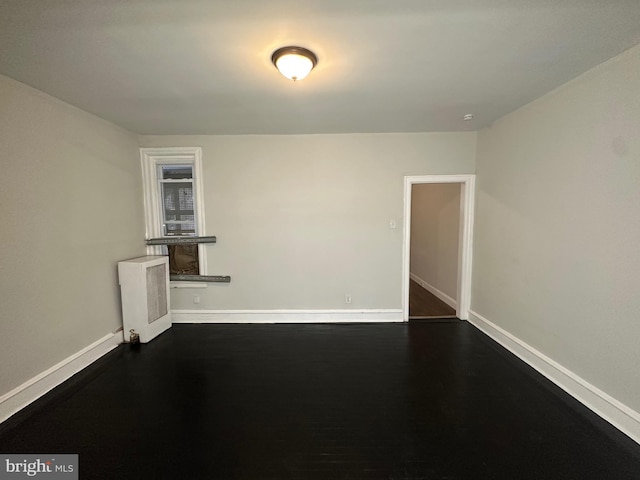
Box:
[271,46,318,81]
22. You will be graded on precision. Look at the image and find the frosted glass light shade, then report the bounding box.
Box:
[275,54,313,81]
[272,46,317,81]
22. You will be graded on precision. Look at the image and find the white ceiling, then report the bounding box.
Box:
[1,0,640,135]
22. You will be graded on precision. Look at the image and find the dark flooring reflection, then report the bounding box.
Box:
[1,323,639,479]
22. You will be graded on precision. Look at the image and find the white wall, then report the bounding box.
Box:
[0,74,145,396]
[139,133,476,310]
[473,44,640,414]
[410,183,460,302]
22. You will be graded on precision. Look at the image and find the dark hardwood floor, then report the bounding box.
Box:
[1,323,639,479]
[409,279,456,318]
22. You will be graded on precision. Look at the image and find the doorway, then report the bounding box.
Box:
[402,175,475,322]
[409,182,460,319]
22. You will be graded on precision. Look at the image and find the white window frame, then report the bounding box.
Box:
[140,147,207,276]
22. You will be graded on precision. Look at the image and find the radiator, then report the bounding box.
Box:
[118,255,171,343]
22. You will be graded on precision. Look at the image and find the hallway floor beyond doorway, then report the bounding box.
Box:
[409,279,456,318]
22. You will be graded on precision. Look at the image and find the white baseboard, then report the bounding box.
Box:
[468,310,640,445]
[410,273,457,309]
[0,330,124,424]
[172,309,404,324]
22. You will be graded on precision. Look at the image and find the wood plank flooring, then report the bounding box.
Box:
[409,279,456,318]
[1,323,639,479]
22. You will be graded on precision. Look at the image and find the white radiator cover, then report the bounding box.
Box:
[118,255,171,343]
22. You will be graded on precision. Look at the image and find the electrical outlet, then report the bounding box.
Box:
[193,295,200,304]
[345,294,352,304]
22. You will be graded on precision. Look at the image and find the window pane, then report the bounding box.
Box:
[178,187,194,211]
[162,183,192,211]
[164,223,195,236]
[162,166,192,180]
[161,182,195,236]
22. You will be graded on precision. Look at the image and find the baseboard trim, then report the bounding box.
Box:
[409,273,457,309]
[0,331,124,424]
[171,309,404,324]
[468,310,640,445]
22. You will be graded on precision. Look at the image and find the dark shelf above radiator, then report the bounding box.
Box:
[146,236,217,245]
[170,274,231,283]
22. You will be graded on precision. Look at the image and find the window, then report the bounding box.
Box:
[140,147,207,277]
[159,165,196,236]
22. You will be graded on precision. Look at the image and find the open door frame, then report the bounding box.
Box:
[402,175,476,321]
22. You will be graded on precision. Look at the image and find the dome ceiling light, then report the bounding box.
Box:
[271,46,318,81]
